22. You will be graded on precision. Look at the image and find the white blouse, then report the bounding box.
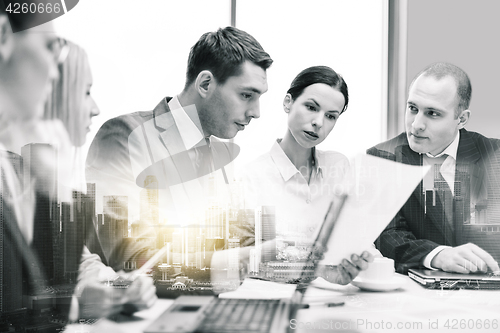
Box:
[243,139,349,260]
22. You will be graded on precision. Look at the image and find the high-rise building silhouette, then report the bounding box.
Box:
[172,229,183,265]
[0,151,24,313]
[252,206,276,272]
[185,224,200,268]
[60,183,97,283]
[156,224,176,263]
[462,156,500,262]
[86,183,97,227]
[60,201,79,283]
[486,156,500,224]
[100,196,128,259]
[227,238,240,279]
[195,234,205,269]
[22,143,58,282]
[254,206,263,271]
[205,204,227,246]
[140,175,159,226]
[260,206,276,263]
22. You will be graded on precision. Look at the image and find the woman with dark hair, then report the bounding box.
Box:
[244,66,375,285]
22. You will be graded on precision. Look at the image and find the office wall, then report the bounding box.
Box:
[55,0,388,172]
[54,0,231,219]
[405,0,500,139]
[235,0,388,166]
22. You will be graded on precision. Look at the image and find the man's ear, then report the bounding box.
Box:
[0,15,13,63]
[195,70,215,99]
[283,94,292,113]
[458,109,471,129]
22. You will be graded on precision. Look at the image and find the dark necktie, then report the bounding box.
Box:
[30,191,54,283]
[433,155,455,232]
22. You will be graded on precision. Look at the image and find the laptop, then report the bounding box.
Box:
[144,194,347,333]
[408,268,500,290]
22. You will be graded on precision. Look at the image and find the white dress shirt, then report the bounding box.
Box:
[422,131,460,269]
[423,131,460,194]
[168,95,205,151]
[243,140,350,259]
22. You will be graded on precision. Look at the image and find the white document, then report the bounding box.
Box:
[320,154,429,265]
[219,278,297,300]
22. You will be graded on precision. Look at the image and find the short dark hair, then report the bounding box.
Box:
[185,26,273,88]
[287,66,349,113]
[411,62,472,117]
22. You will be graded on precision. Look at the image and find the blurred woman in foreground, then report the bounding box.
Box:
[44,38,157,320]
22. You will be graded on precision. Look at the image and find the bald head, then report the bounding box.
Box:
[410,62,471,117]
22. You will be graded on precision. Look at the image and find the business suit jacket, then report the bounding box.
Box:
[0,157,63,326]
[367,129,500,273]
[1,186,47,310]
[86,97,235,270]
[1,156,106,327]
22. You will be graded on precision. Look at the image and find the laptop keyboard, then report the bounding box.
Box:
[195,298,281,333]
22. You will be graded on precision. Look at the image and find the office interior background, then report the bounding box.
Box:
[54,0,500,172]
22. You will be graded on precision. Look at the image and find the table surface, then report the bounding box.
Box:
[64,274,500,333]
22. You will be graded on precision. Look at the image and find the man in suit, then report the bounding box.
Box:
[86,27,273,270]
[368,62,500,274]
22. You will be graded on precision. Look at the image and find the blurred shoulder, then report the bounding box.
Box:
[464,130,500,150]
[367,132,408,158]
[96,111,155,139]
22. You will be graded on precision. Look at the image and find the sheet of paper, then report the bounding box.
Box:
[218,278,297,300]
[321,154,429,265]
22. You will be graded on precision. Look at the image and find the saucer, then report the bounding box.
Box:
[351,275,406,291]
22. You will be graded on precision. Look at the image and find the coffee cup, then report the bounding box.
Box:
[357,257,395,281]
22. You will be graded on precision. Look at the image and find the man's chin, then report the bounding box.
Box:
[408,141,428,154]
[213,130,237,140]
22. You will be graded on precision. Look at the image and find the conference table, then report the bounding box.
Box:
[64,274,500,333]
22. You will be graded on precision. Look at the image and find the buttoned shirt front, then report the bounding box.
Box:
[243,140,350,249]
[167,96,230,222]
[420,132,460,269]
[423,131,460,194]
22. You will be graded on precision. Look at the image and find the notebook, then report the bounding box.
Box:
[408,268,500,290]
[144,194,347,333]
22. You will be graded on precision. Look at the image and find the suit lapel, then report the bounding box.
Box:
[153,98,185,155]
[2,195,46,295]
[153,98,198,184]
[399,144,425,208]
[453,129,483,244]
[150,98,204,208]
[456,129,483,203]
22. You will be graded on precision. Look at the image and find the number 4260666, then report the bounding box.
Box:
[444,319,498,330]
[5,2,61,14]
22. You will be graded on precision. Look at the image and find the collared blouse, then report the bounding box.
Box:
[243,139,349,259]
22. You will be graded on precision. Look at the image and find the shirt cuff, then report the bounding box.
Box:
[423,246,451,270]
